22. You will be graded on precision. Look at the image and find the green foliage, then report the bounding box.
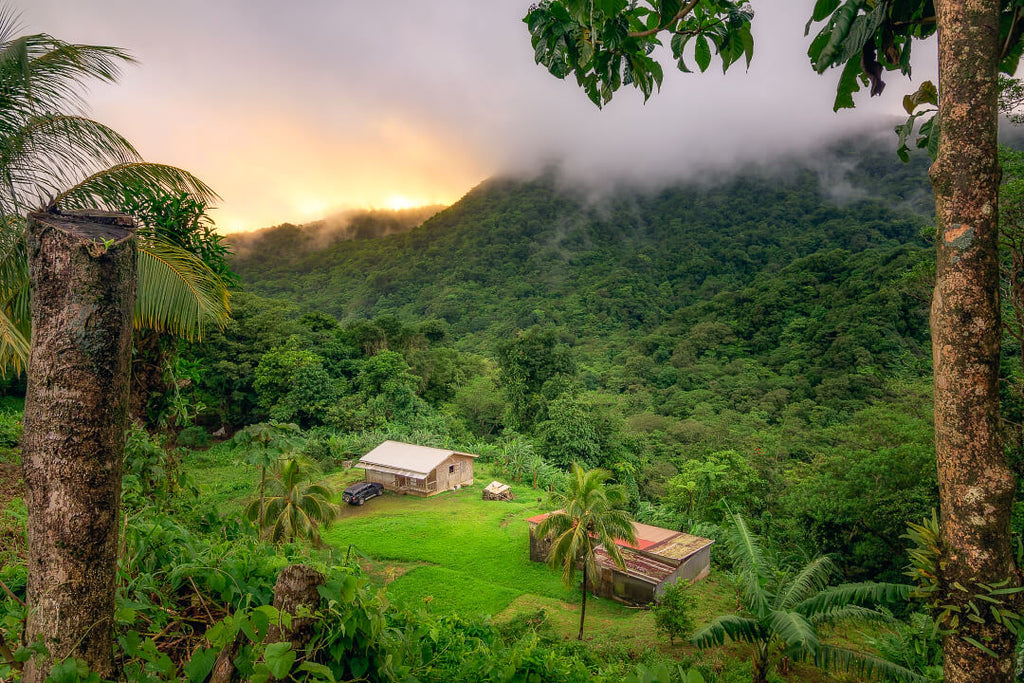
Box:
[868,611,944,682]
[175,425,210,448]
[121,184,238,285]
[498,326,577,431]
[652,581,697,645]
[666,450,766,523]
[254,343,341,427]
[523,0,753,107]
[244,458,339,546]
[901,511,1024,659]
[0,407,20,448]
[122,426,195,510]
[623,662,706,683]
[692,514,917,682]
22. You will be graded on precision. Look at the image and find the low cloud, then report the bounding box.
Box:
[21,1,937,230]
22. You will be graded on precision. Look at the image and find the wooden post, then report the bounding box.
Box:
[21,210,137,682]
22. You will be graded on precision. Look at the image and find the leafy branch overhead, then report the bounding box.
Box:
[525,0,1024,115]
[525,0,754,107]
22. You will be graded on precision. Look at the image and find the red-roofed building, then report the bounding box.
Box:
[526,512,713,605]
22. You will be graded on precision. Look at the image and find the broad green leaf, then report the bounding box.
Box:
[832,56,862,111]
[814,0,863,72]
[264,641,296,680]
[812,0,842,22]
[695,35,712,72]
[185,647,218,683]
[903,80,937,114]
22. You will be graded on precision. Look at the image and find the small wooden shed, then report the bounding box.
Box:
[482,481,514,501]
[358,440,477,497]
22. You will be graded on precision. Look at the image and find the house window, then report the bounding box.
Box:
[449,464,455,474]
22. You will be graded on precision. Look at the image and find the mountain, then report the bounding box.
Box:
[229,141,934,364]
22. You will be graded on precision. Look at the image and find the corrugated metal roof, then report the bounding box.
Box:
[594,546,677,584]
[526,512,713,561]
[357,440,478,476]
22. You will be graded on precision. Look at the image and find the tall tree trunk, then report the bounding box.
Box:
[577,563,588,640]
[931,2,1019,680]
[21,210,137,682]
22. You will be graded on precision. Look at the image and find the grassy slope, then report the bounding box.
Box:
[317,467,874,681]
[321,470,571,617]
[180,454,889,681]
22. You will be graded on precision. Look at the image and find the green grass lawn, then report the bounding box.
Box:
[321,473,574,618]
[181,441,258,511]
[186,456,894,680]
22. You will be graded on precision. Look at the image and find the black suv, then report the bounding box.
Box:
[343,481,384,506]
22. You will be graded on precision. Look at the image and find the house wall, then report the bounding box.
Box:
[434,454,475,492]
[653,546,712,599]
[364,454,475,497]
[594,564,657,605]
[528,523,553,562]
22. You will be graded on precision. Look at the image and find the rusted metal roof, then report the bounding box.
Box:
[526,512,713,562]
[594,546,677,584]
[645,533,715,561]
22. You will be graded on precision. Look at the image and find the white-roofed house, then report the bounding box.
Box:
[357,440,478,496]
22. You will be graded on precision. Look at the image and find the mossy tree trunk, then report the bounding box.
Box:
[930,2,1019,680]
[21,210,137,682]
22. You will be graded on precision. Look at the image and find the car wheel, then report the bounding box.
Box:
[358,498,365,505]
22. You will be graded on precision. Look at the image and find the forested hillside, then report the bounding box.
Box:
[231,145,932,359]
[201,140,942,584]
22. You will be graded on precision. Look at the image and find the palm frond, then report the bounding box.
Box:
[778,556,836,610]
[691,614,762,648]
[1,32,133,116]
[0,306,28,376]
[53,162,218,211]
[806,604,895,627]
[0,115,142,216]
[726,513,771,617]
[795,582,913,619]
[136,235,230,340]
[766,609,819,655]
[727,513,769,577]
[0,7,24,47]
[812,643,927,682]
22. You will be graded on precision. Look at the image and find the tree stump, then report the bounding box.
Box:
[21,210,137,682]
[266,564,326,651]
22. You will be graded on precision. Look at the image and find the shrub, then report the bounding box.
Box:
[0,409,22,449]
[176,424,211,448]
[652,580,696,645]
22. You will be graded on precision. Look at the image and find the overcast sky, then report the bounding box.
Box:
[21,1,936,232]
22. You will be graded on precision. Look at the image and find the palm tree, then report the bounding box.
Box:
[536,463,636,640]
[233,422,303,534]
[245,458,339,546]
[692,514,919,683]
[0,8,229,374]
